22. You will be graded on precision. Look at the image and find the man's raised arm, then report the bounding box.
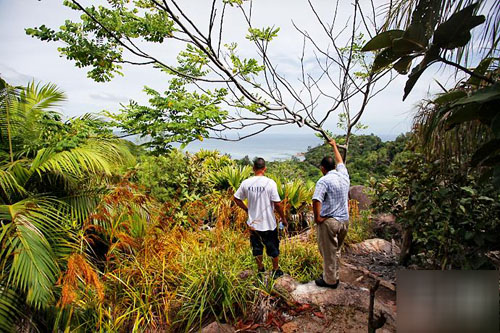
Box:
[329,139,343,165]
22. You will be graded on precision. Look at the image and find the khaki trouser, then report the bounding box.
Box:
[317,217,348,284]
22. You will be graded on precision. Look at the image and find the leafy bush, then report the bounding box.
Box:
[267,157,320,182]
[209,165,252,192]
[173,230,255,329]
[134,149,236,203]
[372,152,500,269]
[268,175,314,232]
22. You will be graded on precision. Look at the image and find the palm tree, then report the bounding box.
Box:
[382,0,499,60]
[363,1,499,166]
[364,0,499,100]
[0,77,134,331]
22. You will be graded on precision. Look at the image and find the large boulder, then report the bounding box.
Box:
[349,185,372,210]
[289,281,396,327]
[372,213,402,241]
[271,274,395,328]
[346,238,400,256]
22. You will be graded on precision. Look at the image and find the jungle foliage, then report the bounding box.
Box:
[0,77,352,332]
[303,134,410,185]
[3,0,499,330]
[366,0,500,269]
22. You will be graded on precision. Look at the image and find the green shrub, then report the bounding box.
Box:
[372,153,500,269]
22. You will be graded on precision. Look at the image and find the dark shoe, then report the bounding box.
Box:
[271,269,284,279]
[315,277,339,289]
[257,267,265,278]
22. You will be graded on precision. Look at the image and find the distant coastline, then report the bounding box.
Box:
[175,133,401,161]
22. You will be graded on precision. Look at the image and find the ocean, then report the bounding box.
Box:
[175,133,399,161]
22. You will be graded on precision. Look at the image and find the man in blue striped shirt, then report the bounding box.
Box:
[312,139,350,288]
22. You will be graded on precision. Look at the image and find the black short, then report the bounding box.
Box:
[250,228,280,258]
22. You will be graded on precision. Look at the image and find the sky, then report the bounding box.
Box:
[0,0,473,141]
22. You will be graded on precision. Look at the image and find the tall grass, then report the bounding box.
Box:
[345,199,373,244]
[173,230,255,330]
[279,237,322,283]
[57,193,366,332]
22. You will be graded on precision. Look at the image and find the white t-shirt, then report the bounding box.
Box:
[234,176,281,231]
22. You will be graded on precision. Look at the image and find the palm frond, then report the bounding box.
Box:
[0,285,22,333]
[209,165,252,191]
[59,186,110,225]
[381,0,500,62]
[20,81,66,114]
[0,197,70,309]
[1,79,65,159]
[0,169,26,203]
[30,146,114,180]
[412,99,491,168]
[2,159,32,190]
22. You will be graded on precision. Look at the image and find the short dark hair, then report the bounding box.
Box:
[253,157,266,170]
[320,156,335,172]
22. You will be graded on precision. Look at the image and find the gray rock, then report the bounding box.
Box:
[349,185,372,210]
[372,213,402,241]
[290,281,395,324]
[346,238,401,256]
[274,275,299,293]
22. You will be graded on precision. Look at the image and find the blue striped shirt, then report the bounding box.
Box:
[312,163,350,221]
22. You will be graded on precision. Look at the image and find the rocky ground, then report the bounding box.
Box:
[344,238,403,283]
[202,238,400,333]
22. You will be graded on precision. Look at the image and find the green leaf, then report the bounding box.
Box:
[460,186,476,195]
[467,57,497,86]
[372,48,400,72]
[451,83,500,106]
[392,37,425,55]
[433,3,485,49]
[361,30,405,52]
[403,46,439,100]
[470,139,500,167]
[445,102,498,129]
[393,56,415,74]
[246,26,280,42]
[403,23,428,49]
[433,90,467,105]
[405,0,441,45]
[403,65,427,101]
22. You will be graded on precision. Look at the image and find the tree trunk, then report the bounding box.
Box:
[399,227,413,265]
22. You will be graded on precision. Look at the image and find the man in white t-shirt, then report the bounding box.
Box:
[234,157,288,278]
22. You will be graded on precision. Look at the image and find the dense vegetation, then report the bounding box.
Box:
[2,0,499,331]
[0,77,375,331]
